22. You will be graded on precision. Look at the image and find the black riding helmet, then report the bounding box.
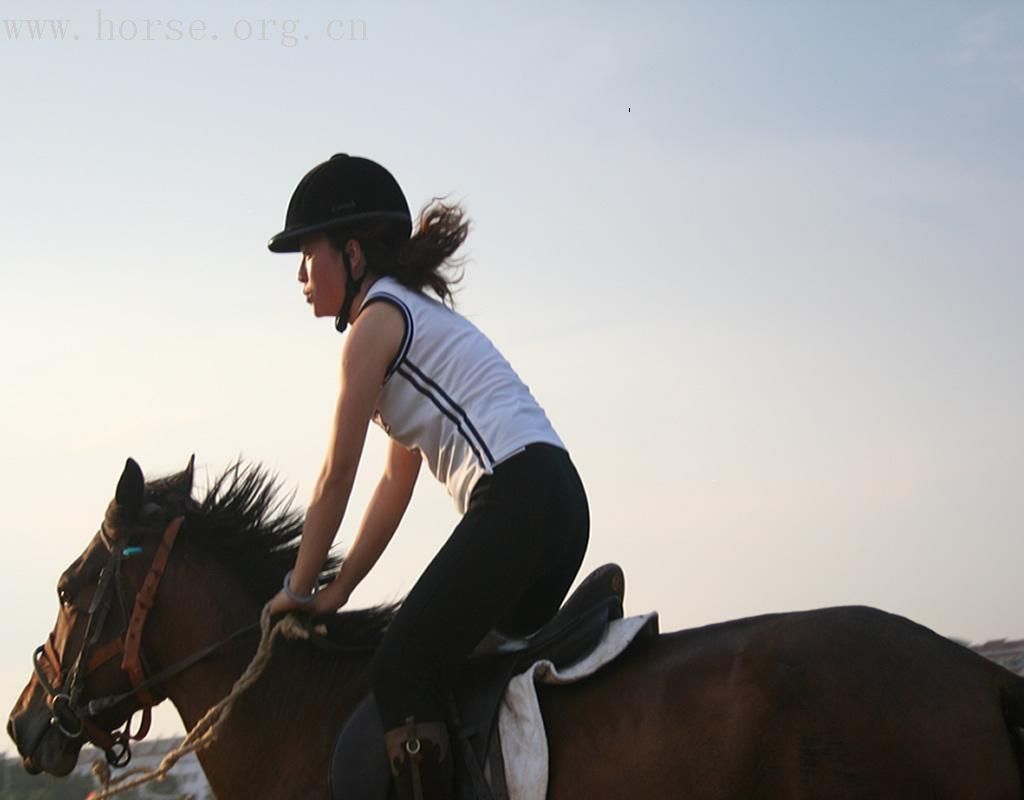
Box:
[269,154,412,332]
[268,153,412,252]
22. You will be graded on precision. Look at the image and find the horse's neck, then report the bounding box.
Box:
[160,614,373,799]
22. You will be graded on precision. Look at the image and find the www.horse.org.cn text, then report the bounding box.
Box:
[2,12,369,46]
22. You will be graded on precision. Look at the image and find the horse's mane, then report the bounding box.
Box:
[166,459,398,651]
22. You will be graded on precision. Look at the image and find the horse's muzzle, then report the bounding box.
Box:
[9,711,44,765]
[8,709,79,777]
[22,753,44,775]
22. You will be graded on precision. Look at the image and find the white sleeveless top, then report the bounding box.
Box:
[358,276,565,514]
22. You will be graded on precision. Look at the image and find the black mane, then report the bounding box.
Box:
[157,459,397,651]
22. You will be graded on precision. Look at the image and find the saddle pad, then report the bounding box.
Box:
[498,612,659,800]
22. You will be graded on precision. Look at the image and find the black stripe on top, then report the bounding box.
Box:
[395,364,490,469]
[402,359,496,465]
[362,293,414,382]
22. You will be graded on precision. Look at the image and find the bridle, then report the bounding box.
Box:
[30,515,260,767]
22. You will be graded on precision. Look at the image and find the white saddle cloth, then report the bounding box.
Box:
[497,612,659,800]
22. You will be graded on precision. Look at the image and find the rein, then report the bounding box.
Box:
[31,516,261,767]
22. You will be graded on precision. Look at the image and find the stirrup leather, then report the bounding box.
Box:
[384,717,452,800]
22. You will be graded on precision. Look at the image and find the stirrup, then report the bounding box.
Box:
[384,717,453,800]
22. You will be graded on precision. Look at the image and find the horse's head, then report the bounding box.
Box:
[7,455,195,776]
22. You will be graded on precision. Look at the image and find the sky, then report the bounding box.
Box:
[2,0,1022,758]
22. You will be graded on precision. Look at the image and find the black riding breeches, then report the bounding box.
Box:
[369,442,590,730]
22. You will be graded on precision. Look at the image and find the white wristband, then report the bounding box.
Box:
[282,569,317,605]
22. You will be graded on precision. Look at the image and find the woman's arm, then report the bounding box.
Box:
[314,437,422,612]
[268,300,405,613]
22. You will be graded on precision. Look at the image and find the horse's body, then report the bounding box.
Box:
[9,459,1024,799]
[542,609,1024,798]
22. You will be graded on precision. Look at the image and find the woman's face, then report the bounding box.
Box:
[298,233,345,318]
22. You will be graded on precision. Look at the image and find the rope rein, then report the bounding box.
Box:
[88,608,323,800]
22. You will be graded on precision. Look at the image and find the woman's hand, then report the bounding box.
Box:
[265,589,314,616]
[264,577,348,616]
[311,580,351,615]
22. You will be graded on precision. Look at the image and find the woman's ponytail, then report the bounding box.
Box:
[394,199,470,306]
[330,198,471,307]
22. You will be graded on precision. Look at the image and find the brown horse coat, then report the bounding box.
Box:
[9,459,1024,799]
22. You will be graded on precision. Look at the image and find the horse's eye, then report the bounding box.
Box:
[57,584,73,609]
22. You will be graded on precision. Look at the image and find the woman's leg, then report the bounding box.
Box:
[370,444,587,799]
[370,444,588,798]
[371,443,589,729]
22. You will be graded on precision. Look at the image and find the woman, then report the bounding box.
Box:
[265,154,589,799]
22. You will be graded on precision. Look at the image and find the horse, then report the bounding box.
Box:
[8,456,1024,799]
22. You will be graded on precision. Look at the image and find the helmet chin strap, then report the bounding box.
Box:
[335,248,365,334]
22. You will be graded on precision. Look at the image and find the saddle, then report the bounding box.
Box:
[329,563,629,800]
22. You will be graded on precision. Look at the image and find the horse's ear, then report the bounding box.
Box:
[115,458,146,519]
[167,454,195,499]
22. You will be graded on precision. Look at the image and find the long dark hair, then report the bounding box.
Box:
[328,198,470,307]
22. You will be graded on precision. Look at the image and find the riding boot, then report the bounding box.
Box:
[384,717,453,800]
